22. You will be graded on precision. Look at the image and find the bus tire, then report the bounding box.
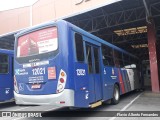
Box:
[111,84,120,105]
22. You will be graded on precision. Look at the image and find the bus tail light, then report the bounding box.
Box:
[56,69,67,93]
[14,75,19,93]
[60,78,64,83]
[60,101,65,104]
[61,72,65,77]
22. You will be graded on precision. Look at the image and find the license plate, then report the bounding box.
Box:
[31,84,41,89]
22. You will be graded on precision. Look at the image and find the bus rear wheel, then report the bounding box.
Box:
[111,84,120,105]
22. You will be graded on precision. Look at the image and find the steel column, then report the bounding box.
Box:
[147,21,160,93]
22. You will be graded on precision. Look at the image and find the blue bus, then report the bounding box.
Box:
[14,20,141,108]
[0,49,14,102]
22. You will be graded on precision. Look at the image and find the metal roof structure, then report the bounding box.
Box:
[65,0,160,61]
[0,34,15,50]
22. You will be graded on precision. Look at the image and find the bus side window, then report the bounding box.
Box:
[113,50,120,67]
[86,45,93,74]
[75,33,84,62]
[123,54,130,62]
[117,51,123,67]
[12,57,14,76]
[102,45,114,66]
[0,54,8,74]
[123,54,130,68]
[94,47,100,73]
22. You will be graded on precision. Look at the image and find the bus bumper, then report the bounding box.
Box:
[14,89,74,106]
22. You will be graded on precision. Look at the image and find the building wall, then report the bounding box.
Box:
[32,0,56,25]
[0,0,118,35]
[0,7,30,35]
[32,0,115,25]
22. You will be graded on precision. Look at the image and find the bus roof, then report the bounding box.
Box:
[15,19,137,59]
[0,49,13,54]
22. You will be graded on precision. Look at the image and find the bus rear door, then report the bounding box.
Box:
[85,43,102,103]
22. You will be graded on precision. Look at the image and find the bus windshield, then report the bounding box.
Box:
[17,27,58,58]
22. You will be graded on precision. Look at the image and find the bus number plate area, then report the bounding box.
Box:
[31,84,41,89]
[32,68,45,76]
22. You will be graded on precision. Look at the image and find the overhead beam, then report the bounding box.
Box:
[69,6,146,31]
[67,1,160,32]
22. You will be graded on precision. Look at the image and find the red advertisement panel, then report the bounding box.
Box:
[17,27,57,57]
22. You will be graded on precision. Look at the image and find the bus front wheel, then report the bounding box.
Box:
[111,84,120,105]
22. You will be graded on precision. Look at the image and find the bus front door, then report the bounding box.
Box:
[86,44,102,103]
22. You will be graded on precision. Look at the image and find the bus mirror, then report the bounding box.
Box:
[131,64,136,68]
[124,65,130,68]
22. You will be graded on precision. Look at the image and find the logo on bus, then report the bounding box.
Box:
[19,83,24,91]
[76,69,86,76]
[104,68,106,75]
[48,67,56,79]
[29,59,40,63]
[112,68,115,75]
[31,84,41,89]
[85,93,89,99]
[5,88,10,94]
[15,69,28,75]
[111,68,117,80]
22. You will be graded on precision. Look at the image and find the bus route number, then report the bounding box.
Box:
[32,68,45,76]
[76,69,86,76]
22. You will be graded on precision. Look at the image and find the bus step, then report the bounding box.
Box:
[90,101,102,108]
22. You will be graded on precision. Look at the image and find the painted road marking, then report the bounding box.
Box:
[120,93,142,111]
[109,92,143,120]
[44,107,61,112]
[13,107,30,111]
